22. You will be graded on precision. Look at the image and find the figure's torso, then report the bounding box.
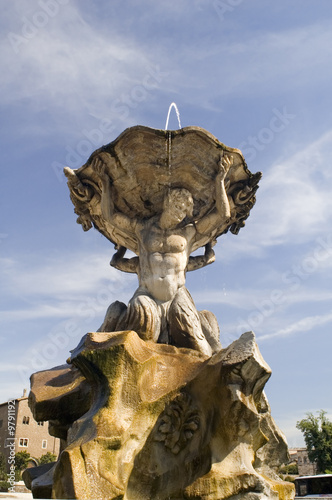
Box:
[137,222,195,302]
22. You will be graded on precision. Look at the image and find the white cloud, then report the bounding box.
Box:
[0,250,138,389]
[3,1,332,134]
[257,312,332,342]
[1,252,133,298]
[230,129,332,248]
[175,18,332,100]
[0,252,135,330]
[0,1,165,138]
[195,284,332,310]
[189,129,332,269]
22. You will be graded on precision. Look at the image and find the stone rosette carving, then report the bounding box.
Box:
[155,392,200,454]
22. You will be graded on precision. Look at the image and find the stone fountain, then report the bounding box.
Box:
[24,123,295,499]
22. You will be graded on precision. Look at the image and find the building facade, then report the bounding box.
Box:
[0,393,60,471]
[289,448,318,476]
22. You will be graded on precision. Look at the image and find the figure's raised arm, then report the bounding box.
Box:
[64,167,93,202]
[195,154,231,236]
[187,242,216,272]
[92,157,137,235]
[110,246,139,274]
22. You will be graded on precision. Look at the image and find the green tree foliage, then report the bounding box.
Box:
[0,480,10,492]
[14,451,30,471]
[38,452,57,465]
[0,452,7,480]
[279,463,298,475]
[296,410,332,474]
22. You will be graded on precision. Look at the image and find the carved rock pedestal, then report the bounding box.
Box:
[27,331,294,500]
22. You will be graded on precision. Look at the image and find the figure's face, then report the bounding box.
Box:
[163,190,194,225]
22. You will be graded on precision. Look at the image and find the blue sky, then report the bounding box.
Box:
[1,0,332,447]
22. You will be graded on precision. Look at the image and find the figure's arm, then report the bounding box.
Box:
[110,246,139,274]
[195,154,231,235]
[93,158,137,234]
[187,242,216,272]
[215,154,231,220]
[64,167,93,202]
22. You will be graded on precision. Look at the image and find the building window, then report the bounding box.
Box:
[0,419,3,428]
[37,421,44,426]
[42,440,47,449]
[19,438,28,447]
[22,416,30,425]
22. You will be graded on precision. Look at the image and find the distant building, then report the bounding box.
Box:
[0,391,60,471]
[289,448,317,476]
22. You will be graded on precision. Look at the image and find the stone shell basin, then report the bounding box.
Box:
[68,125,261,254]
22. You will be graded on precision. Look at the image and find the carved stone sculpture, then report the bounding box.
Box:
[64,126,261,357]
[24,125,294,499]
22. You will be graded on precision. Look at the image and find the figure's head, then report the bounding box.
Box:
[161,188,194,228]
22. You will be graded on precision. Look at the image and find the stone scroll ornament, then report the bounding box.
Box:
[24,125,296,499]
[64,126,262,357]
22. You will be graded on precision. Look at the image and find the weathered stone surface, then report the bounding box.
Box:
[64,126,260,358]
[27,330,294,499]
[28,363,92,440]
[64,126,261,252]
[24,124,294,499]
[22,462,56,499]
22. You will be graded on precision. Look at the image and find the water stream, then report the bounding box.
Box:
[165,102,181,130]
[165,130,172,194]
[165,103,181,194]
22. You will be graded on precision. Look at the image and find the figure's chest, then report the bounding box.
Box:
[141,226,193,253]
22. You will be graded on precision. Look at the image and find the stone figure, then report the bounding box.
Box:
[95,155,232,356]
[63,126,262,357]
[24,125,295,500]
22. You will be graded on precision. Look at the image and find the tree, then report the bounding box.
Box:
[14,451,31,471]
[279,463,298,475]
[296,410,332,474]
[38,452,57,465]
[0,452,7,480]
[14,451,31,480]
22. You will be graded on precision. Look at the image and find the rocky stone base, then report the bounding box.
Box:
[25,330,294,500]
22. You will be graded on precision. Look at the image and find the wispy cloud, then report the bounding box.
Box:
[0,2,165,140]
[0,251,135,328]
[4,2,332,135]
[257,312,332,342]
[218,129,332,252]
[175,18,332,100]
[1,252,133,297]
[0,250,137,383]
[195,285,332,310]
